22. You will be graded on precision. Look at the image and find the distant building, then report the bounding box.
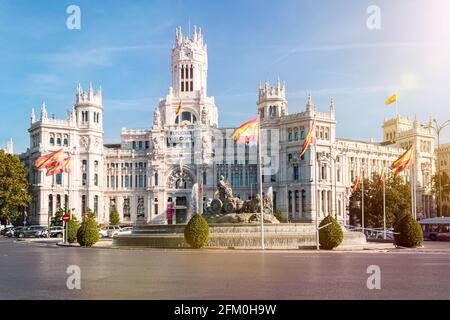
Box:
[1,138,14,155]
[436,143,450,215]
[20,27,437,225]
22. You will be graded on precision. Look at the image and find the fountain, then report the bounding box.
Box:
[113,176,366,249]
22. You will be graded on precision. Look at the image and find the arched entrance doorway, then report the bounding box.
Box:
[166,167,194,224]
[175,196,188,224]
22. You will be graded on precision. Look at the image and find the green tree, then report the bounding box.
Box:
[83,207,96,219]
[109,208,120,225]
[394,213,423,247]
[0,151,31,224]
[432,172,450,216]
[67,217,78,243]
[77,215,100,247]
[52,208,64,227]
[184,214,210,249]
[350,172,411,228]
[319,215,344,250]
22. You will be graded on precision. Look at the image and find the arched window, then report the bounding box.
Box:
[175,112,197,124]
[50,134,55,146]
[63,135,69,147]
[56,134,62,146]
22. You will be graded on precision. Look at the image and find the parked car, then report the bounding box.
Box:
[98,228,108,238]
[437,232,450,241]
[0,224,13,232]
[49,226,64,238]
[106,225,122,237]
[16,226,48,238]
[117,227,133,236]
[1,226,14,236]
[6,226,25,238]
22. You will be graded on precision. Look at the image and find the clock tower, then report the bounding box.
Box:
[172,26,208,98]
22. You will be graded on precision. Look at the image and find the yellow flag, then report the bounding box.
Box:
[385,93,397,105]
[175,101,182,115]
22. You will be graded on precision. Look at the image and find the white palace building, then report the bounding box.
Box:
[21,27,436,225]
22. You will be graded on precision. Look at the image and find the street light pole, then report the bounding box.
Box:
[429,119,450,217]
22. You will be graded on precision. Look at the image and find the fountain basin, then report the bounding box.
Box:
[113,223,366,249]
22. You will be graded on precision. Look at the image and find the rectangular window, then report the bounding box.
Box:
[94,196,98,214]
[190,81,193,91]
[155,172,158,186]
[139,141,143,150]
[181,82,184,92]
[132,141,136,150]
[293,166,299,180]
[82,173,87,186]
[81,195,86,214]
[56,174,62,185]
[94,174,98,186]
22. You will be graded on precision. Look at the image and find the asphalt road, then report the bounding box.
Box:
[1,238,450,300]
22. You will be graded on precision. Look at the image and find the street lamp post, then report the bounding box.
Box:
[429,119,450,217]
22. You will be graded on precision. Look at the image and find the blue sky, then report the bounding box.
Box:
[1,0,450,152]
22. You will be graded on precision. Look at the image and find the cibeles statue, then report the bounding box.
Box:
[204,176,278,223]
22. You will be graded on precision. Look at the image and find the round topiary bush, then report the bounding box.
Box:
[394,214,423,247]
[184,214,210,249]
[77,216,100,247]
[67,219,78,244]
[319,215,344,250]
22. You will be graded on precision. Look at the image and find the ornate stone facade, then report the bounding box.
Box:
[20,27,437,225]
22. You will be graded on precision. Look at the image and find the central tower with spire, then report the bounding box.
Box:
[172,26,208,98]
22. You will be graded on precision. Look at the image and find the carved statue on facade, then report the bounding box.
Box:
[153,108,161,127]
[201,105,208,125]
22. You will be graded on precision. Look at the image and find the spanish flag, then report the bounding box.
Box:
[385,93,397,105]
[390,145,413,177]
[35,149,63,169]
[376,168,385,191]
[175,101,182,115]
[231,118,259,144]
[299,121,316,159]
[351,176,362,193]
[46,157,71,176]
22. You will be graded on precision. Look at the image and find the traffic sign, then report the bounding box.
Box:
[63,214,71,222]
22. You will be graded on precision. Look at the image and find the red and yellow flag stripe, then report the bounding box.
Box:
[231,118,259,144]
[46,157,71,176]
[390,145,413,176]
[34,149,63,169]
[299,121,315,158]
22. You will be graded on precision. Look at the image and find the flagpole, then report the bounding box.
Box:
[410,155,414,217]
[314,143,319,250]
[361,170,365,235]
[383,169,386,240]
[257,114,265,250]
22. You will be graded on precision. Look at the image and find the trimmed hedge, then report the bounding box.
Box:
[77,216,100,247]
[394,214,423,247]
[319,215,344,250]
[184,214,210,249]
[67,219,78,243]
